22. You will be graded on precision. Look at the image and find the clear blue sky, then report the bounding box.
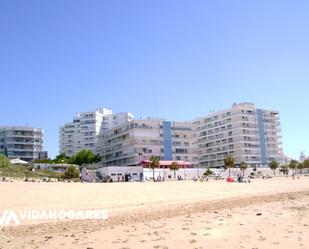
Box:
[0,0,308,159]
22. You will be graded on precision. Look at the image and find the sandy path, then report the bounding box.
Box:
[0,178,308,217]
[1,191,309,249]
[0,177,309,248]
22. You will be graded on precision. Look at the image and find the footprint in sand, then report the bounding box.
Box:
[112,239,121,243]
[151,237,166,242]
[128,233,138,237]
[153,245,168,249]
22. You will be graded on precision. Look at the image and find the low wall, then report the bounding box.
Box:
[85,166,293,182]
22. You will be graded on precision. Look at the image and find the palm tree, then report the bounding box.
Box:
[297,162,304,175]
[239,161,248,177]
[203,167,213,178]
[224,154,235,177]
[304,159,309,174]
[289,160,298,179]
[149,156,160,181]
[270,160,279,176]
[170,161,180,179]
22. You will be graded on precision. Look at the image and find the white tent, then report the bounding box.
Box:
[10,158,29,165]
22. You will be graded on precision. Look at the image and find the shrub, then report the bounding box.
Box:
[63,166,80,179]
[0,155,11,168]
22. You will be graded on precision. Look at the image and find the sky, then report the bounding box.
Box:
[0,0,308,159]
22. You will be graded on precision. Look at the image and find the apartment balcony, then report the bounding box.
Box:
[11,134,35,139]
[10,152,34,157]
[13,144,34,149]
[276,128,282,133]
[7,141,35,145]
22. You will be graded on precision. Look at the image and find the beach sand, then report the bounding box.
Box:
[0,177,308,248]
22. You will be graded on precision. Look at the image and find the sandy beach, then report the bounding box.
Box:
[0,177,309,248]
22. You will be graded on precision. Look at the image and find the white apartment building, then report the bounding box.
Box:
[97,118,194,166]
[59,108,133,156]
[193,103,284,168]
[0,126,44,162]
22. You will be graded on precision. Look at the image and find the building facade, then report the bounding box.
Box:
[97,118,194,166]
[59,108,133,156]
[193,103,284,168]
[0,126,44,162]
[60,103,284,168]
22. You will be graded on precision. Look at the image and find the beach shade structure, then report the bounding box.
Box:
[10,158,29,165]
[138,160,193,169]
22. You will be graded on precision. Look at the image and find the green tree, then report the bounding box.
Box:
[93,153,101,163]
[53,153,70,164]
[289,160,298,179]
[63,166,80,179]
[170,161,180,179]
[239,161,248,177]
[224,154,235,177]
[69,150,101,166]
[0,154,11,168]
[297,162,304,175]
[270,160,279,176]
[149,156,160,181]
[304,159,309,174]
